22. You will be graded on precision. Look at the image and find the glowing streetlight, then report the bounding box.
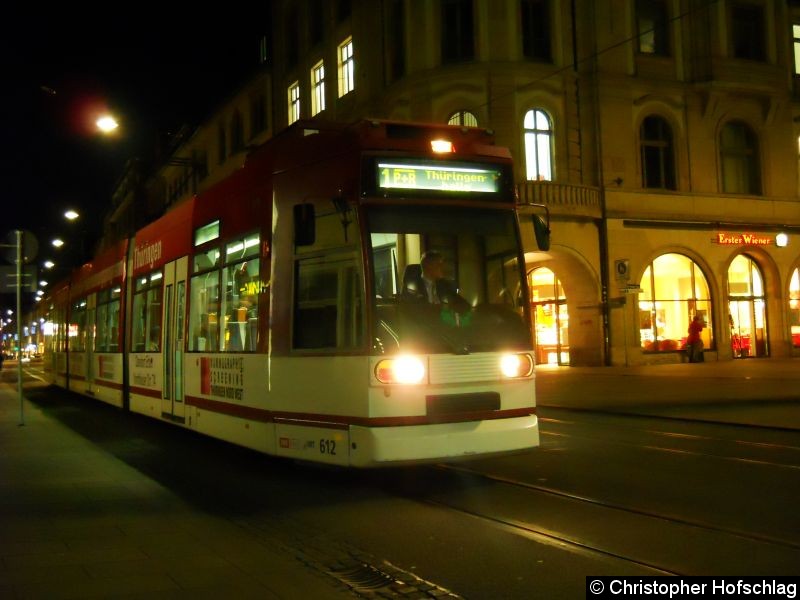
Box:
[43,260,54,269]
[64,210,80,221]
[51,238,64,248]
[96,114,119,134]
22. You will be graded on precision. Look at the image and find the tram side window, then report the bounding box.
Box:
[293,255,362,350]
[70,300,87,352]
[95,287,121,352]
[189,233,260,352]
[222,234,260,352]
[132,271,163,352]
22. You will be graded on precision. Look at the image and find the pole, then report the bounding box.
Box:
[16,230,24,426]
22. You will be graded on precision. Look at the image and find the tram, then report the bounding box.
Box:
[37,119,548,467]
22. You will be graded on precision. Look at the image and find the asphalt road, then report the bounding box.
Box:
[7,376,798,598]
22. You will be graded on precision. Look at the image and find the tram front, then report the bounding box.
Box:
[352,155,540,466]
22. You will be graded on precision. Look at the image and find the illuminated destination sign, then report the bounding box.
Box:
[378,161,501,194]
[714,232,774,246]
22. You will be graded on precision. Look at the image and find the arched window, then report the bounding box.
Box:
[639,253,713,353]
[523,109,553,181]
[640,116,675,189]
[720,121,761,195]
[728,255,768,357]
[790,268,800,348]
[448,110,478,127]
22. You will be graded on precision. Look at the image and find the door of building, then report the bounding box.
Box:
[727,255,768,358]
[528,267,569,365]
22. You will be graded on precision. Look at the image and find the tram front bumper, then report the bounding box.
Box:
[348,413,539,468]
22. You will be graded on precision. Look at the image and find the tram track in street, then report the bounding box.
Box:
[420,460,800,575]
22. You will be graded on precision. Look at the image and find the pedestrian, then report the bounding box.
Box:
[685,315,705,363]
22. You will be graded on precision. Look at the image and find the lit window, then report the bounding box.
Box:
[311,61,326,116]
[789,268,800,348]
[636,0,670,55]
[338,37,354,97]
[523,109,553,181]
[794,24,800,75]
[288,81,300,125]
[639,254,713,354]
[447,110,478,127]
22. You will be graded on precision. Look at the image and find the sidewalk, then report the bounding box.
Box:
[535,357,800,430]
[0,376,355,600]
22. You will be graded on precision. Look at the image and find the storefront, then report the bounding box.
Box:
[522,218,800,366]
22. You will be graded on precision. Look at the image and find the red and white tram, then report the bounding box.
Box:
[38,119,546,467]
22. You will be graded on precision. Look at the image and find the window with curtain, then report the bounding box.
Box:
[523,109,553,181]
[338,37,355,97]
[720,121,761,195]
[637,0,670,55]
[288,82,300,125]
[639,253,713,353]
[640,115,675,189]
[311,61,326,116]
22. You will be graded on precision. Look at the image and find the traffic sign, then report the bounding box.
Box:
[0,265,38,293]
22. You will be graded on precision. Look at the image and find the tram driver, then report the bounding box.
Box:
[405,251,470,314]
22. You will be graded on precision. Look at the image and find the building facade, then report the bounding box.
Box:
[267,0,800,366]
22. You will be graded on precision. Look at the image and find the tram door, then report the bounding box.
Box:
[161,257,188,422]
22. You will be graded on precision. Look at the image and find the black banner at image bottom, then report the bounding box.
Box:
[586,577,798,599]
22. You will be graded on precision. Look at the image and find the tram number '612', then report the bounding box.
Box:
[320,439,337,455]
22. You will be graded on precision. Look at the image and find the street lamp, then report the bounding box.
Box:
[96,114,119,134]
[64,209,79,221]
[51,238,64,248]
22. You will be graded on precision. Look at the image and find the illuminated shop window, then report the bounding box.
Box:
[639,253,713,353]
[288,81,300,125]
[311,60,326,116]
[790,268,800,348]
[338,37,354,97]
[448,110,478,127]
[523,109,553,181]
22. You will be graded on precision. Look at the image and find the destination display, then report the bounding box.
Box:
[377,161,502,194]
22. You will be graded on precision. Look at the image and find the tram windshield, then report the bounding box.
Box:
[367,205,530,355]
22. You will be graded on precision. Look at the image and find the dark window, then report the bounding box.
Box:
[441,0,474,64]
[720,121,761,195]
[637,0,670,56]
[337,0,351,21]
[386,0,406,82]
[286,8,299,69]
[640,116,676,189]
[230,111,244,154]
[521,0,551,61]
[217,123,226,164]
[731,4,765,61]
[309,0,324,46]
[250,94,267,138]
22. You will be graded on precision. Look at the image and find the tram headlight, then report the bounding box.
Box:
[374,355,426,385]
[500,353,533,378]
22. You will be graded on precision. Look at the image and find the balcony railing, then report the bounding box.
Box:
[516,180,601,218]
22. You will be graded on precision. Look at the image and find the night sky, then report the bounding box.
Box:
[0,10,270,292]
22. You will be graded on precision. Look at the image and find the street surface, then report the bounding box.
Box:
[2,360,799,598]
